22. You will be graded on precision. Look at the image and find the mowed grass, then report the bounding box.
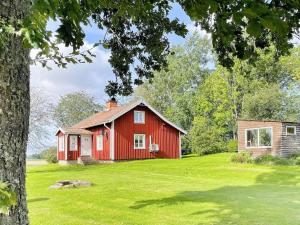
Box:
[27,153,300,225]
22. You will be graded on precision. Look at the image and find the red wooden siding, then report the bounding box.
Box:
[89,125,111,160]
[57,131,65,160]
[114,106,180,160]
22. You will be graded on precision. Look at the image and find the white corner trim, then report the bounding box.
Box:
[179,131,182,159]
[64,134,68,160]
[110,121,115,160]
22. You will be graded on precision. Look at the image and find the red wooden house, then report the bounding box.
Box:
[55,99,186,164]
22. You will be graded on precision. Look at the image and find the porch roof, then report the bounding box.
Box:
[55,127,92,136]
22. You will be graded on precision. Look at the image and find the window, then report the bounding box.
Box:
[246,127,272,148]
[96,135,103,151]
[286,126,296,135]
[70,135,78,151]
[134,111,145,124]
[246,129,258,147]
[134,134,146,149]
[58,136,64,151]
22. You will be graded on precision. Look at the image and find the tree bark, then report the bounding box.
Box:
[0,0,30,224]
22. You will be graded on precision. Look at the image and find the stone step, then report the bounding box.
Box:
[78,156,96,165]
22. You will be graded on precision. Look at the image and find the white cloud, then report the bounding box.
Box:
[30,42,114,104]
[186,23,212,39]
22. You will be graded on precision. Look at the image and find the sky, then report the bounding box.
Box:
[30,4,199,105]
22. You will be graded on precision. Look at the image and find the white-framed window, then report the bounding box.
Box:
[70,135,78,151]
[58,136,64,151]
[134,111,145,124]
[96,134,103,151]
[245,127,272,148]
[286,126,296,135]
[134,134,146,149]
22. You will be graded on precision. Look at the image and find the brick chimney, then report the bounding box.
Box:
[106,98,118,110]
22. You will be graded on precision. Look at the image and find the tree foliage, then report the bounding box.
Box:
[41,147,58,164]
[28,87,54,152]
[181,0,300,67]
[242,84,300,121]
[190,47,300,155]
[53,92,103,128]
[0,182,16,215]
[1,1,300,97]
[135,33,212,148]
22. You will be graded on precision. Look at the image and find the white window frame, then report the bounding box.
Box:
[96,134,104,151]
[69,135,78,151]
[58,136,65,152]
[134,111,145,124]
[245,127,273,149]
[286,126,296,135]
[134,134,146,149]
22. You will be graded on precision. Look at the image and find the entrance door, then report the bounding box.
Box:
[81,135,92,156]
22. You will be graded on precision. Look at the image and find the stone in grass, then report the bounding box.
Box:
[49,180,92,189]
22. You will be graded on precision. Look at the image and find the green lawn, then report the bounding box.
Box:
[27,153,300,225]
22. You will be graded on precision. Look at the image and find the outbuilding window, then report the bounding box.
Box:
[58,136,64,151]
[286,126,296,135]
[134,134,146,149]
[134,111,145,124]
[70,135,78,151]
[246,127,272,148]
[96,134,103,151]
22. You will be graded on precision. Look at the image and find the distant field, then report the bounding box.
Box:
[27,153,300,225]
[26,159,48,166]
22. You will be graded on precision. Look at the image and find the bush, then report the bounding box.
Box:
[231,152,252,164]
[295,157,300,165]
[254,155,293,166]
[41,147,58,163]
[289,152,300,159]
[190,117,227,156]
[227,139,238,152]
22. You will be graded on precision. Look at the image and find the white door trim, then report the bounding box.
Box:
[80,135,92,156]
[110,121,115,160]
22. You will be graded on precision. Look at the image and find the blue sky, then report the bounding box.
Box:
[30,4,203,105]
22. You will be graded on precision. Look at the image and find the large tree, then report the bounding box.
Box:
[191,47,300,156]
[28,87,54,152]
[1,0,300,224]
[53,92,103,128]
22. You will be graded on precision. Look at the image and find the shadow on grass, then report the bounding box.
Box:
[27,165,89,174]
[130,166,300,224]
[28,197,49,203]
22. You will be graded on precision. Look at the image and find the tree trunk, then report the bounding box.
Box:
[0,0,30,224]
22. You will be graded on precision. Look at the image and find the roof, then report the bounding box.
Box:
[55,127,93,136]
[237,118,300,124]
[71,99,187,134]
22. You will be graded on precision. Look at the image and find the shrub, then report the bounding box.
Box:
[41,146,58,163]
[231,152,252,164]
[254,155,276,164]
[254,155,293,166]
[190,117,227,156]
[295,157,300,165]
[227,139,238,152]
[0,182,16,214]
[289,152,300,159]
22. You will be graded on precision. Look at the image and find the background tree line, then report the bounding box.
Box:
[136,32,300,155]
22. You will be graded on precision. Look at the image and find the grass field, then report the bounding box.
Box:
[27,153,300,225]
